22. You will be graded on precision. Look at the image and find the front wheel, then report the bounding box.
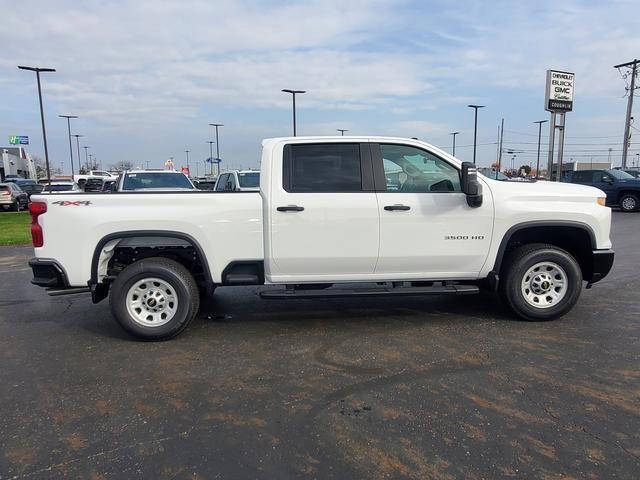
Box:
[619,193,639,212]
[500,244,582,321]
[109,257,200,340]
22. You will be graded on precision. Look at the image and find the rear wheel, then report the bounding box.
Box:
[619,193,639,212]
[109,257,200,340]
[500,244,582,321]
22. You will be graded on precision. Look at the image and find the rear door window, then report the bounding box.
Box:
[284,143,362,192]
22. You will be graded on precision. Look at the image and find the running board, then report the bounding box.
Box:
[46,287,90,297]
[260,284,479,299]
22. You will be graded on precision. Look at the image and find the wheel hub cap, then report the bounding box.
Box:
[521,262,568,309]
[126,278,178,327]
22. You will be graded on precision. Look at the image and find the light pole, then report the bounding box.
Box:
[185,149,190,173]
[337,129,348,136]
[282,89,305,136]
[58,115,78,177]
[83,146,90,170]
[88,153,93,169]
[207,141,215,176]
[534,120,548,178]
[72,134,83,174]
[18,65,56,185]
[467,104,485,164]
[209,123,223,177]
[450,131,460,156]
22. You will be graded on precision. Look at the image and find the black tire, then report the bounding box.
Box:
[619,193,639,212]
[109,257,200,340]
[11,201,19,212]
[500,243,582,321]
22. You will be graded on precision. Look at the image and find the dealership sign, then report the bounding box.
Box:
[8,135,29,145]
[545,70,574,112]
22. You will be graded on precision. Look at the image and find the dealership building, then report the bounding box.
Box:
[1,146,37,180]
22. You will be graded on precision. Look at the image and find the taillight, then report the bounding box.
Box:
[29,201,47,247]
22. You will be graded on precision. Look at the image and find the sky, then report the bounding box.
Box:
[2,0,640,174]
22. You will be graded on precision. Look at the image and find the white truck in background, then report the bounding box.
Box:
[73,170,118,189]
[28,136,614,340]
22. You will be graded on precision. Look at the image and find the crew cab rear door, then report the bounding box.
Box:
[371,142,493,278]
[265,141,379,282]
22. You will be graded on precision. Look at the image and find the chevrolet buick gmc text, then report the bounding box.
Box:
[28,137,614,340]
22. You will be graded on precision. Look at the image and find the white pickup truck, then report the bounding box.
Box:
[28,136,614,340]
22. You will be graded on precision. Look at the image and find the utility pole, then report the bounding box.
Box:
[83,146,90,170]
[450,132,460,156]
[497,119,504,180]
[207,141,215,176]
[59,115,78,177]
[209,123,223,177]
[185,149,190,173]
[614,59,639,169]
[534,120,548,179]
[467,104,485,164]
[72,134,83,174]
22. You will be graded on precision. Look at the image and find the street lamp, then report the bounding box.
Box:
[467,104,485,164]
[209,123,223,177]
[58,115,78,177]
[282,89,305,136]
[534,120,548,178]
[18,65,56,184]
[83,146,90,170]
[450,131,460,156]
[185,149,190,172]
[71,134,83,174]
[337,129,348,136]
[206,141,216,176]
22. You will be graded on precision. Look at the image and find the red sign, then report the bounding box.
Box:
[181,167,190,175]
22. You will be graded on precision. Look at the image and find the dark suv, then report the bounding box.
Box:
[566,169,640,212]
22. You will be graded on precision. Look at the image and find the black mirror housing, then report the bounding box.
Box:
[461,162,483,208]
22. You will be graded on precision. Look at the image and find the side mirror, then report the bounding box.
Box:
[461,162,483,208]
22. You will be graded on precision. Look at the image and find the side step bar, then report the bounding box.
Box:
[260,284,479,299]
[47,287,90,297]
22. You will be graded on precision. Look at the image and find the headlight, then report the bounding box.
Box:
[597,197,606,206]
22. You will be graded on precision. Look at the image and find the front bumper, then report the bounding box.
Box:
[29,258,69,288]
[586,249,614,286]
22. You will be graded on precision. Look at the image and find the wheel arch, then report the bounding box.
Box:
[492,221,596,280]
[90,230,214,302]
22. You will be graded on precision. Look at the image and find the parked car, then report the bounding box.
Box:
[566,169,640,212]
[17,182,44,198]
[117,170,195,191]
[214,170,260,191]
[623,170,640,179]
[101,179,118,192]
[193,178,217,190]
[83,178,104,192]
[41,182,83,193]
[73,170,117,189]
[28,136,614,340]
[0,182,29,211]
[478,168,510,181]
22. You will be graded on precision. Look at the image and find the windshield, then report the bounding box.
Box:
[608,169,634,180]
[237,172,260,188]
[43,184,74,192]
[21,184,44,192]
[122,172,194,190]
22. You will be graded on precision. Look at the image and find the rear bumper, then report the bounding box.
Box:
[29,258,69,288]
[587,249,614,285]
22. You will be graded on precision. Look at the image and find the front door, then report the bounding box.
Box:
[372,142,493,279]
[267,142,379,282]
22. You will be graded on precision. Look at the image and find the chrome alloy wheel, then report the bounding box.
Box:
[126,278,178,327]
[621,196,637,211]
[520,262,568,309]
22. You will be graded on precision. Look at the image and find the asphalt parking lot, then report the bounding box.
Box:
[0,213,638,479]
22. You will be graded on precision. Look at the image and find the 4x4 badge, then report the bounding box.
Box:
[52,200,92,206]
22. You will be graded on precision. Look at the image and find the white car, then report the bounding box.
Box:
[28,136,614,340]
[116,170,195,191]
[214,170,260,191]
[41,181,83,193]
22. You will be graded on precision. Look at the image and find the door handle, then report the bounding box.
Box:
[384,204,411,211]
[277,205,305,212]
